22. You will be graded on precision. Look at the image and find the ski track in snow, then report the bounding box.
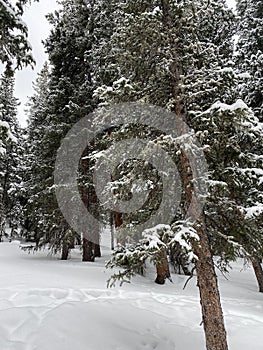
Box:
[0,242,263,350]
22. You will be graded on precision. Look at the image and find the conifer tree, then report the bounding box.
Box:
[0,0,36,70]
[0,70,24,240]
[24,0,105,260]
[24,59,82,258]
[100,1,240,349]
[235,0,263,291]
[236,0,263,121]
[23,63,53,245]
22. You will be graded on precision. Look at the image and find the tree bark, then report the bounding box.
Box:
[81,147,95,262]
[114,210,124,244]
[110,212,115,250]
[82,237,94,262]
[155,248,170,284]
[94,243,101,258]
[61,239,69,260]
[114,211,122,229]
[194,224,228,350]
[251,257,263,292]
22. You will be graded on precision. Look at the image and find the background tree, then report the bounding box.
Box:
[234,0,263,291]
[24,0,105,260]
[0,70,24,240]
[0,0,36,70]
[236,0,263,121]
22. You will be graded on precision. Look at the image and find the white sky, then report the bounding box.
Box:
[13,0,236,128]
[14,0,58,127]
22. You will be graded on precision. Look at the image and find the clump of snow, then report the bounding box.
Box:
[0,120,17,143]
[241,203,263,219]
[142,6,162,16]
[206,99,249,113]
[238,72,251,79]
[207,180,228,187]
[218,67,234,74]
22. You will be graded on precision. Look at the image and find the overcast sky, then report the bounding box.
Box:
[14,0,59,127]
[14,0,236,128]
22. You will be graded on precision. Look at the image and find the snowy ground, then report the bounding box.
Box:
[0,237,263,350]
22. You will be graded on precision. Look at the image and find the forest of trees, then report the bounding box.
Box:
[0,1,262,349]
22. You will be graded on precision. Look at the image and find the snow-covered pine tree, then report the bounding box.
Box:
[24,60,81,258]
[24,0,109,260]
[236,0,263,121]
[0,0,35,70]
[99,1,242,349]
[22,63,54,246]
[234,0,263,291]
[0,70,24,240]
[195,99,263,289]
[106,0,262,337]
[45,0,103,260]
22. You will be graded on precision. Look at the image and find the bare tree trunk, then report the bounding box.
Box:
[110,212,115,250]
[155,248,170,284]
[61,239,69,260]
[81,147,95,262]
[251,257,263,292]
[82,237,94,262]
[194,224,228,350]
[94,243,101,258]
[114,211,122,229]
[114,210,124,244]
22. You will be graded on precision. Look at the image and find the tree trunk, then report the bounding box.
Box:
[80,147,95,262]
[61,240,69,260]
[155,248,170,284]
[94,243,101,258]
[82,237,94,262]
[114,210,124,244]
[114,211,122,228]
[251,257,263,292]
[194,224,228,350]
[179,146,228,349]
[110,212,115,250]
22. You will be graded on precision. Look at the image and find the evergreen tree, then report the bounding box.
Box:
[0,0,36,70]
[24,58,81,257]
[24,0,105,259]
[235,0,263,291]
[98,1,242,349]
[0,70,24,240]
[46,0,100,260]
[236,0,263,121]
[23,63,53,245]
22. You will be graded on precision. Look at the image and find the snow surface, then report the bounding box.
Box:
[0,235,263,350]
